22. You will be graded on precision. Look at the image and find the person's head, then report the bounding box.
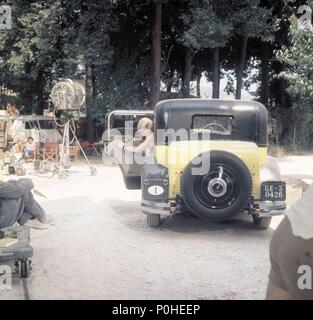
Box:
[137,117,153,137]
[27,137,34,143]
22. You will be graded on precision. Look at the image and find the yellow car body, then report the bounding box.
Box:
[155,142,267,200]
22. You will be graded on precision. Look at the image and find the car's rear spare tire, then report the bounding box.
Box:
[181,151,252,221]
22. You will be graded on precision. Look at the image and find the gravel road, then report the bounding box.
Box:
[1,156,311,300]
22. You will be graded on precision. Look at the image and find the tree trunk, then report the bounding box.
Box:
[149,1,162,107]
[181,47,194,98]
[212,47,220,99]
[85,63,95,142]
[260,43,270,107]
[35,68,45,115]
[235,35,248,100]
[275,62,292,144]
[278,79,287,108]
[197,71,201,98]
[167,66,174,92]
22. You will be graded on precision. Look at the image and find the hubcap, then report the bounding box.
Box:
[208,178,227,197]
[193,164,240,210]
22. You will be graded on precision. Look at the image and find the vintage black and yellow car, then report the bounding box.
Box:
[116,99,286,229]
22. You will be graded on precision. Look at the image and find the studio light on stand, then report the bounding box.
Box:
[50,79,97,177]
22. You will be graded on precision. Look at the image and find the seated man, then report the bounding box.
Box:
[23,137,35,160]
[0,178,53,230]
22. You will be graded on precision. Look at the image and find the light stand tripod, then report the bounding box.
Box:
[59,120,70,169]
[48,79,96,178]
[59,118,97,177]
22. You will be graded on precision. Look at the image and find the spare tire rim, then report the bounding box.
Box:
[194,164,241,209]
[207,178,228,197]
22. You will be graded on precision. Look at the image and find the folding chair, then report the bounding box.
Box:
[42,142,59,162]
[80,141,94,156]
[69,145,79,162]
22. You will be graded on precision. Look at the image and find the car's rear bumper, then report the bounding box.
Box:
[141,199,286,218]
[255,200,286,217]
[141,200,170,216]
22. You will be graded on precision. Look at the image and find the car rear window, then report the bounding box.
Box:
[192,115,233,135]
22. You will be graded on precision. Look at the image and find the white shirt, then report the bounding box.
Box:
[286,183,313,239]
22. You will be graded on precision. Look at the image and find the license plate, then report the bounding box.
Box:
[261,181,286,201]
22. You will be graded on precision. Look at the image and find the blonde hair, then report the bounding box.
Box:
[137,117,153,132]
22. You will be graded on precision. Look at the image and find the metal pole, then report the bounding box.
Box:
[60,121,70,168]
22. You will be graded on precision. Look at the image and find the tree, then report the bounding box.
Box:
[1,0,310,150]
[277,14,313,99]
[160,0,189,96]
[93,0,152,120]
[66,0,115,141]
[182,0,233,98]
[230,0,274,99]
[149,0,162,106]
[0,0,115,140]
[0,0,70,113]
[276,2,313,148]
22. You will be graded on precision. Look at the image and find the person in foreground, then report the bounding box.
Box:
[0,178,54,230]
[266,183,313,300]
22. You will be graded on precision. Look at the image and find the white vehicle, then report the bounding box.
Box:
[0,114,62,153]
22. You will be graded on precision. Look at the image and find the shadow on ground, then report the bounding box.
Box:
[107,198,275,239]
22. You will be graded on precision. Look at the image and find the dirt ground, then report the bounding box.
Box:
[0,155,312,300]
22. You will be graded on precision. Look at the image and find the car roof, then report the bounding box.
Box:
[155,99,267,114]
[154,99,268,147]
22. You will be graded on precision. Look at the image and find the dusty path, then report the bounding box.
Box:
[0,156,311,300]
